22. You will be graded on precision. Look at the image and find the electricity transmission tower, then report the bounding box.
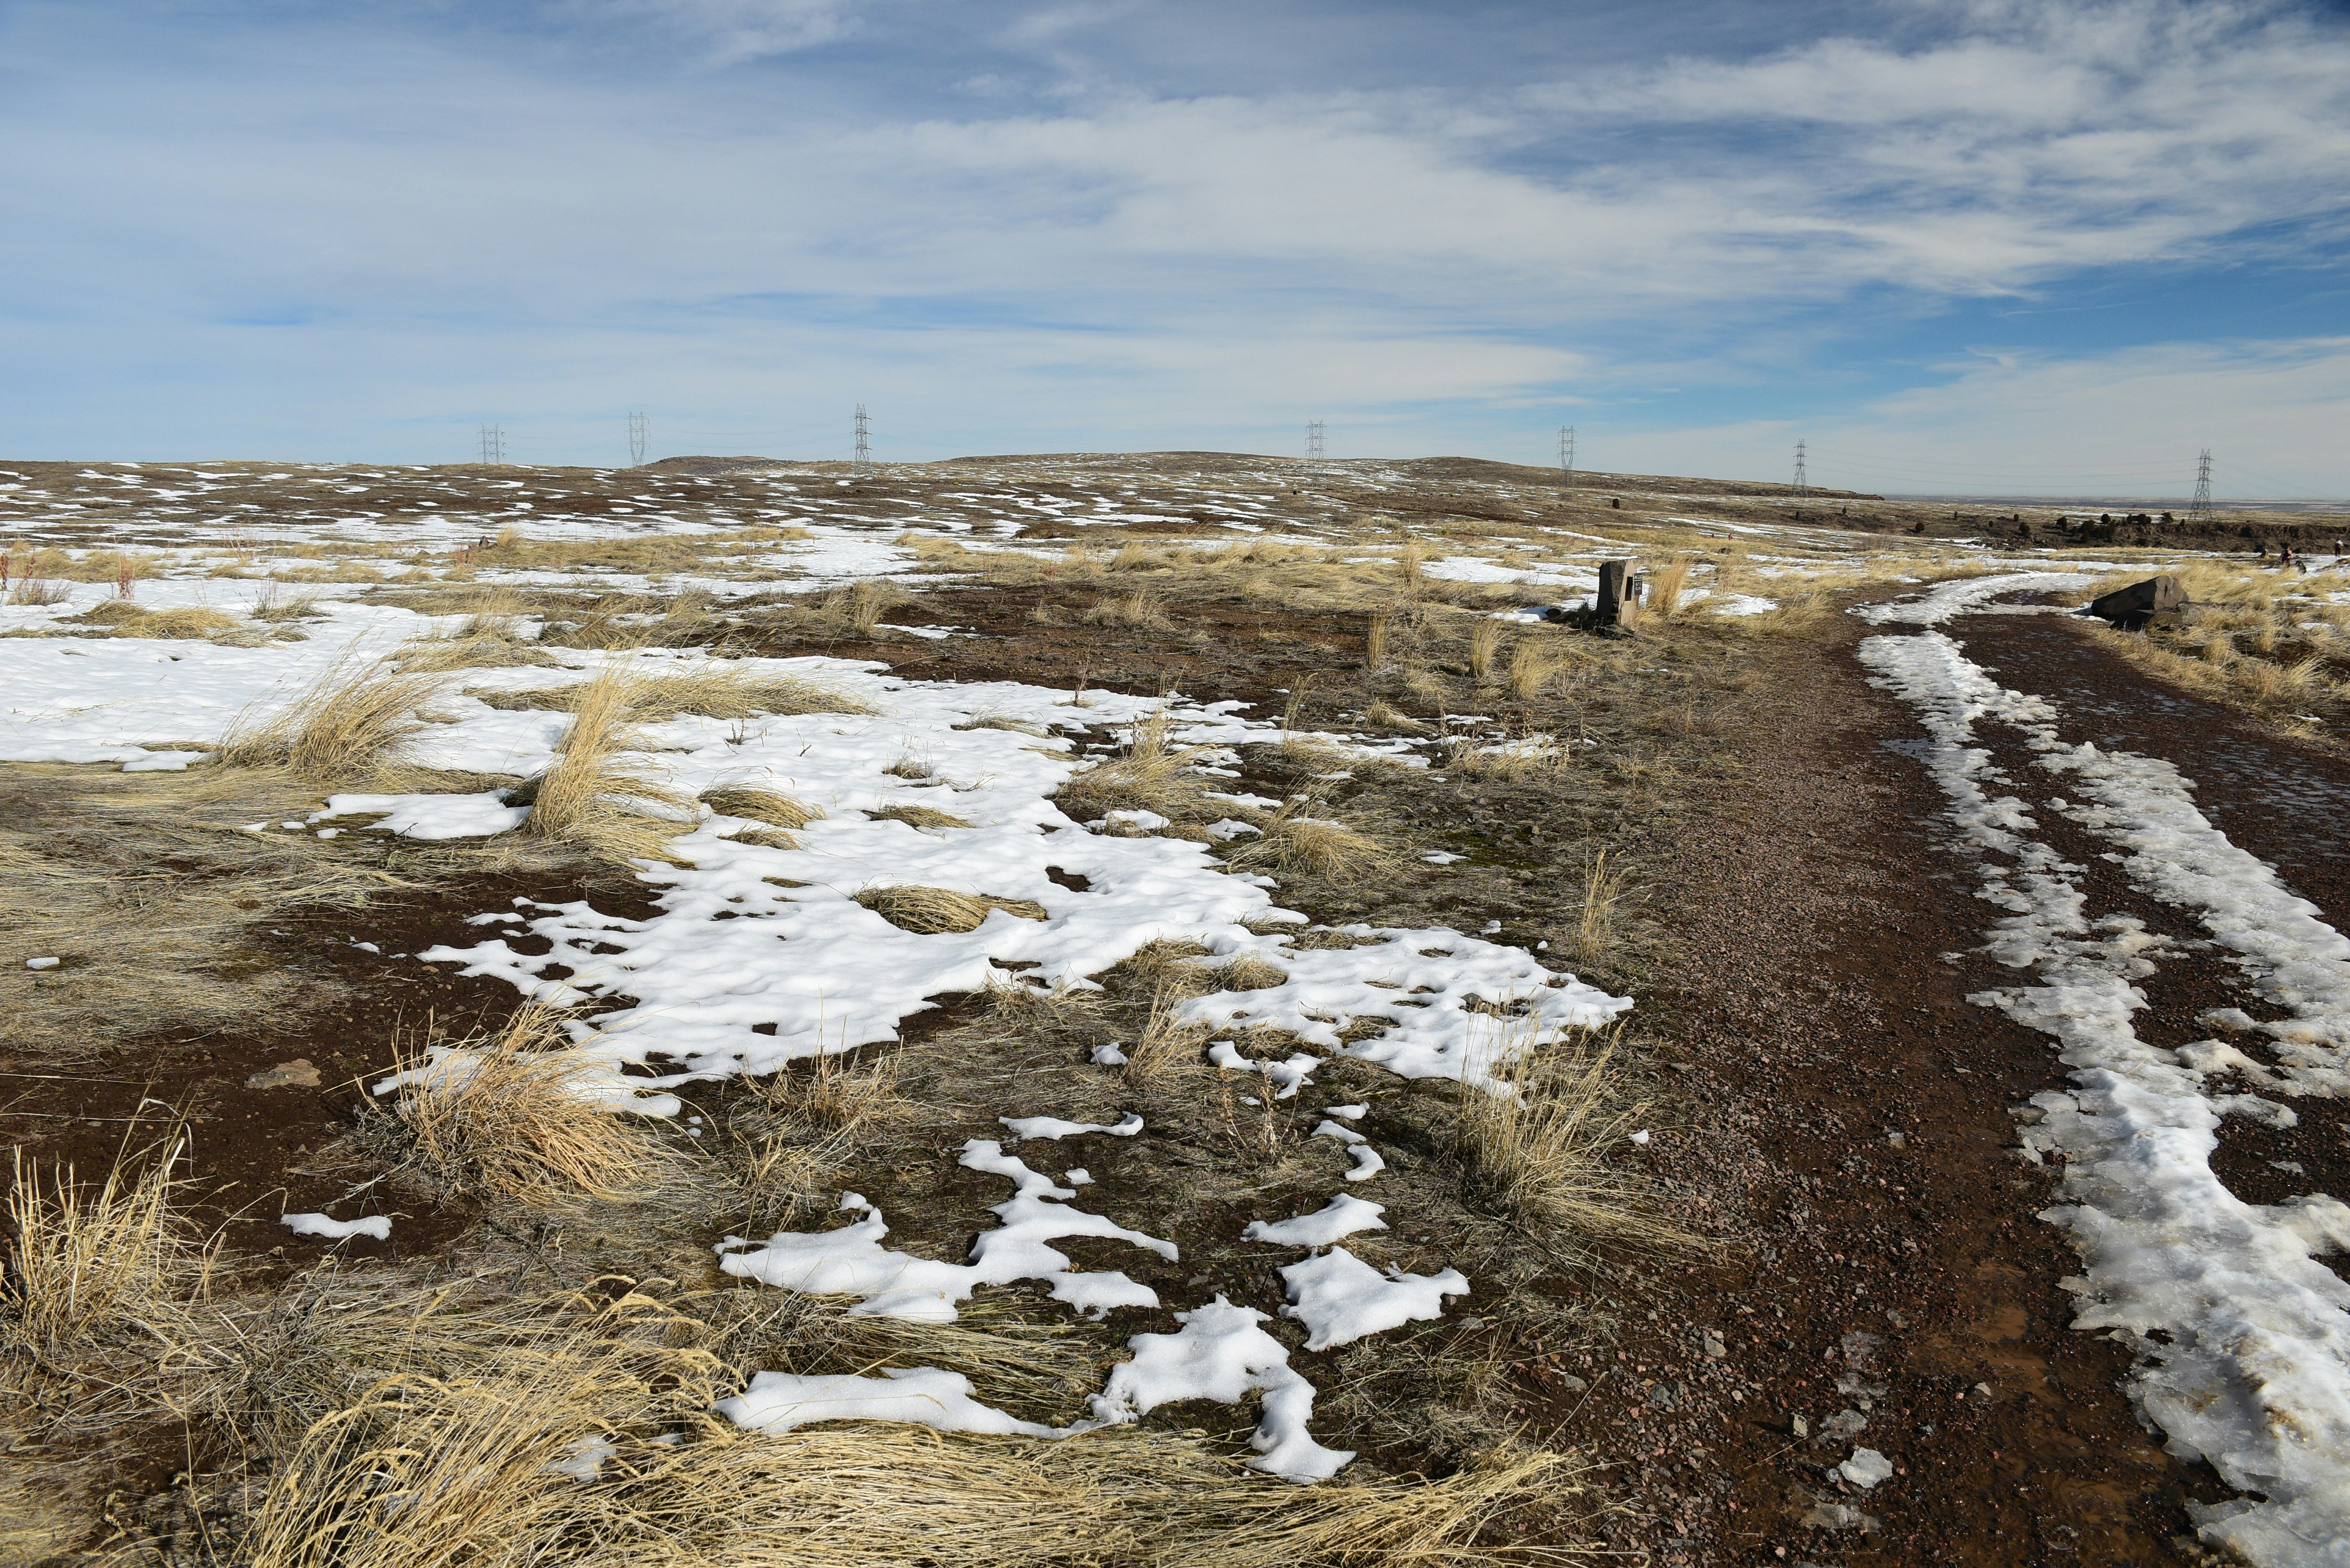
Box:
[628,411,648,466]
[1792,439,1808,498]
[478,424,505,465]
[1559,426,1576,486]
[1306,421,1326,469]
[2187,448,2215,522]
[854,405,872,476]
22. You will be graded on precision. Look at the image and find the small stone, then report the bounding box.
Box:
[1702,1331,1727,1359]
[1790,1414,1809,1438]
[247,1058,322,1090]
[1973,1381,1993,1399]
[1557,1373,1589,1392]
[1836,1448,1894,1489]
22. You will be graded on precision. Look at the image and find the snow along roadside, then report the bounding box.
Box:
[1858,575,2350,1567]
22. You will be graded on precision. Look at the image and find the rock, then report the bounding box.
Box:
[1790,1414,1808,1438]
[1557,1373,1588,1392]
[1702,1331,1727,1359]
[246,1058,321,1090]
[1836,1448,1894,1489]
[2086,574,2184,630]
[1646,1381,1679,1410]
[1820,1408,1869,1443]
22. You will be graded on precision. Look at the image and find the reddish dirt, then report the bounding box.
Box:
[1531,597,2350,1566]
[0,867,662,1270]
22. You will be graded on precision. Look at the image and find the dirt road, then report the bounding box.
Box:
[1560,584,2350,1566]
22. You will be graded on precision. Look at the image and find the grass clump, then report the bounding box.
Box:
[1453,1036,1669,1249]
[870,802,977,831]
[1225,798,1393,882]
[216,655,446,777]
[1055,709,1213,824]
[701,785,824,832]
[359,1006,681,1208]
[58,601,243,639]
[481,666,877,721]
[2,1136,213,1361]
[854,885,1049,934]
[520,667,695,860]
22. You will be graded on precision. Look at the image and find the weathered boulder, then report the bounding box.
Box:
[2087,574,2184,629]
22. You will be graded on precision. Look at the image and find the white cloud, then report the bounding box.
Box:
[1597,336,2350,499]
[600,0,871,63]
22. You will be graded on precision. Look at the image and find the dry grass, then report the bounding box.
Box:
[215,1283,1590,1568]
[1453,1035,1677,1251]
[1443,736,1565,781]
[4,577,70,607]
[1225,798,1394,882]
[1364,610,1391,665]
[359,1007,683,1208]
[56,601,243,640]
[252,584,325,622]
[1648,560,1691,617]
[1468,620,1504,682]
[216,654,447,777]
[869,802,977,831]
[1055,709,1213,824]
[1,1135,213,1361]
[1122,985,1215,1086]
[703,785,825,833]
[1566,848,1630,970]
[831,579,900,638]
[854,885,1049,934]
[1505,641,1561,701]
[485,666,877,721]
[521,667,696,860]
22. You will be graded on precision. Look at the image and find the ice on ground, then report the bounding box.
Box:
[718,1367,1056,1437]
[280,1212,391,1242]
[1862,577,2350,1565]
[1090,1296,1354,1483]
[1000,1112,1143,1141]
[720,1143,1175,1324]
[1279,1247,1469,1350]
[1206,1040,1322,1098]
[1181,925,1630,1091]
[1243,1194,1388,1247]
[314,791,531,840]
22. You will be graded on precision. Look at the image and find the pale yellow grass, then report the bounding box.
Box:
[854,885,1049,933]
[1056,709,1213,824]
[2,1135,213,1361]
[363,1006,683,1208]
[1453,1033,1685,1252]
[216,654,446,776]
[1226,798,1394,881]
[522,667,695,860]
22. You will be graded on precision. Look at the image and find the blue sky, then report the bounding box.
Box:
[4,0,2347,498]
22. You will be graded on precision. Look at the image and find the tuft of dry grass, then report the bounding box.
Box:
[488,666,878,721]
[219,1282,1593,1568]
[359,1006,682,1208]
[870,802,977,831]
[855,885,1049,934]
[521,667,695,860]
[251,584,324,622]
[1364,610,1391,666]
[701,785,824,832]
[830,579,900,638]
[1225,798,1394,882]
[1566,848,1629,970]
[4,576,70,607]
[1443,735,1564,781]
[1505,641,1560,701]
[1055,709,1212,824]
[216,654,447,777]
[58,601,242,640]
[1452,1034,1680,1251]
[1122,985,1214,1086]
[2,1135,213,1361]
[1648,560,1691,617]
[1468,619,1504,682]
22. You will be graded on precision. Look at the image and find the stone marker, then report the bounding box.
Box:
[2086,573,2184,630]
[1595,559,1639,626]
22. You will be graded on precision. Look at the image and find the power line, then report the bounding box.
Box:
[478,423,504,465]
[2186,449,2214,522]
[853,404,872,477]
[1791,438,1807,498]
[628,411,648,466]
[1559,426,1575,487]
